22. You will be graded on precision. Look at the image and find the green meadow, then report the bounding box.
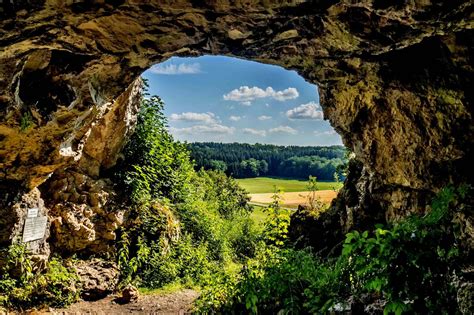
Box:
[236,177,343,194]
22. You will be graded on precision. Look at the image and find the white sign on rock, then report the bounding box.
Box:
[22,216,48,243]
[27,208,39,218]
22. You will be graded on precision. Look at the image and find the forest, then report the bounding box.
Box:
[188,142,347,180]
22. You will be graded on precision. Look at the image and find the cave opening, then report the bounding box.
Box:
[0,1,471,311]
[141,55,348,201]
[144,55,343,146]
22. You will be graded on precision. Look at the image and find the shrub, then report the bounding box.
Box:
[115,83,256,294]
[117,91,194,204]
[263,188,290,247]
[340,186,465,314]
[0,244,80,308]
[117,202,180,286]
[196,247,342,314]
[228,216,263,262]
[195,185,469,314]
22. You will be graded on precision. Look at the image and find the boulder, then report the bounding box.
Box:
[74,259,119,301]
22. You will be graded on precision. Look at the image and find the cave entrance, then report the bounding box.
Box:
[0,2,470,311]
[105,56,345,296]
[142,55,347,209]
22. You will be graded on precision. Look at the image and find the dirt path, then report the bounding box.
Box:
[250,190,338,209]
[48,289,199,315]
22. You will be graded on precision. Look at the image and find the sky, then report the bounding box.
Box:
[142,55,342,146]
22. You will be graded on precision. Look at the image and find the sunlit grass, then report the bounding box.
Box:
[139,282,191,295]
[250,205,268,226]
[237,177,342,194]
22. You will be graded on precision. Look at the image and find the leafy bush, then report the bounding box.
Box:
[195,246,347,314]
[195,185,469,314]
[340,186,465,314]
[117,202,180,286]
[115,83,258,293]
[263,188,291,247]
[117,91,194,204]
[193,266,240,313]
[194,169,251,219]
[228,216,263,262]
[0,244,80,308]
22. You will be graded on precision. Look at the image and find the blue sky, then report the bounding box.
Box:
[142,56,342,146]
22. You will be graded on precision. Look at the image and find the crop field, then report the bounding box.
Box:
[249,190,338,209]
[237,177,342,209]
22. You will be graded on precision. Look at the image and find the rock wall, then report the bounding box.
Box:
[0,1,472,257]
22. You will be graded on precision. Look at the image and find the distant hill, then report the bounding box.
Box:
[187,142,347,180]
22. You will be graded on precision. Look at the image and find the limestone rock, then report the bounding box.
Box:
[74,258,119,301]
[43,170,126,254]
[0,187,50,265]
[118,284,140,304]
[80,78,141,174]
[228,29,251,40]
[274,30,299,42]
[457,264,474,315]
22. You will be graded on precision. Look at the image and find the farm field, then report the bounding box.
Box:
[236,177,343,194]
[237,177,341,209]
[249,190,338,209]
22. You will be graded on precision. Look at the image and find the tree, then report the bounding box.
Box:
[209,160,227,172]
[118,90,194,204]
[258,160,268,174]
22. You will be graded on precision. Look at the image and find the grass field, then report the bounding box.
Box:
[236,177,343,194]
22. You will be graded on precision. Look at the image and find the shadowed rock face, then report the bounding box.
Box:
[0,1,472,256]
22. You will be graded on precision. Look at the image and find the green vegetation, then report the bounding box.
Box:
[0,244,79,308]
[195,185,469,314]
[112,83,469,314]
[20,110,33,132]
[262,188,291,247]
[114,82,258,293]
[305,175,326,214]
[236,177,343,193]
[138,282,186,295]
[116,92,193,204]
[189,142,347,180]
[249,205,268,226]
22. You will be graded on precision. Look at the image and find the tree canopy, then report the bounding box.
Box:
[188,142,347,180]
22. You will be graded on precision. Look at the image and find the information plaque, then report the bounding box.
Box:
[22,216,48,243]
[27,208,39,218]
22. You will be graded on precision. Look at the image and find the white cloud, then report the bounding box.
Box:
[229,115,242,121]
[169,112,218,124]
[240,101,252,106]
[223,86,268,102]
[314,130,337,136]
[258,115,272,121]
[223,86,299,102]
[272,87,300,101]
[170,124,235,135]
[269,126,298,135]
[150,62,202,75]
[286,102,324,120]
[243,128,267,137]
